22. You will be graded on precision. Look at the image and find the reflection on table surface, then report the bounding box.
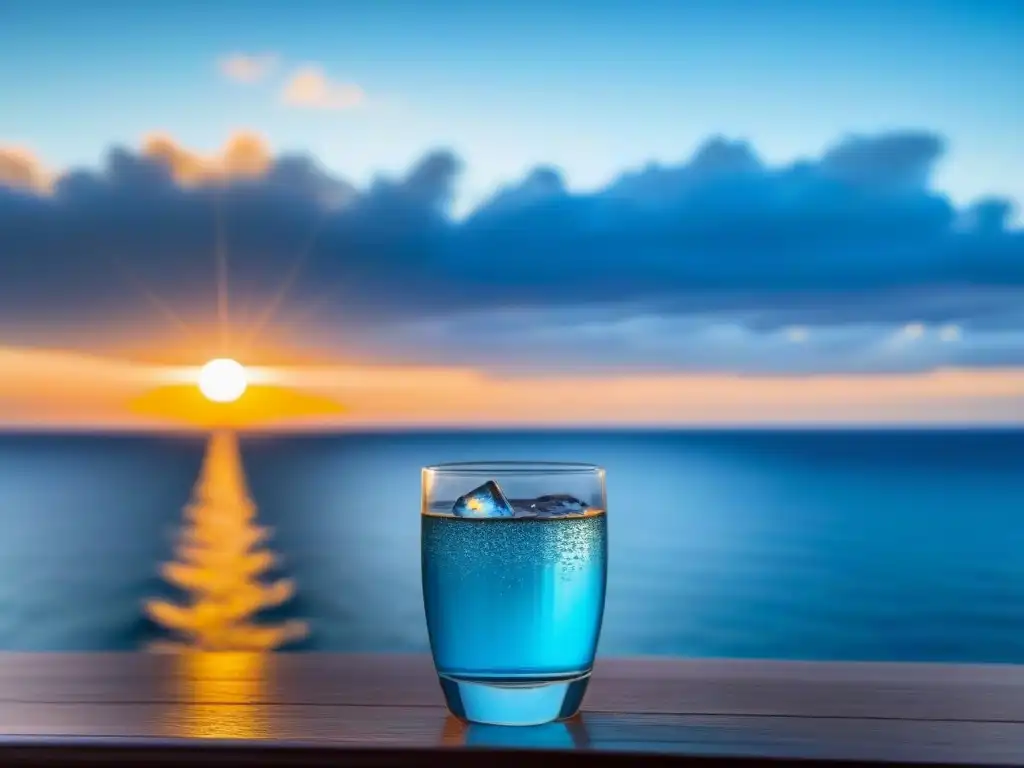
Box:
[2,652,1021,765]
[166,652,277,740]
[440,714,591,750]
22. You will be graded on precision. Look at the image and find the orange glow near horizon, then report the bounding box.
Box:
[129,383,346,429]
[0,345,1021,430]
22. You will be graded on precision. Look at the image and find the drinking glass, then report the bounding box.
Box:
[421,462,608,726]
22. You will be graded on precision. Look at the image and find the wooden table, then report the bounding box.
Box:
[2,653,1024,766]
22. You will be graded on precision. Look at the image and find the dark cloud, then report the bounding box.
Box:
[818,132,943,189]
[0,129,1021,371]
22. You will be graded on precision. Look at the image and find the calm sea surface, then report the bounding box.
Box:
[0,429,1022,662]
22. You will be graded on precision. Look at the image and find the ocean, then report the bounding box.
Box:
[0,429,1021,662]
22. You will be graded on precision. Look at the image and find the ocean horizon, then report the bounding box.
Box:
[0,427,1021,662]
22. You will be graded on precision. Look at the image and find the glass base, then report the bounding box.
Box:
[438,673,590,726]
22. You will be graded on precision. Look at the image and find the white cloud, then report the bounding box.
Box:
[785,326,809,343]
[281,66,364,110]
[939,324,962,342]
[219,53,279,83]
[899,322,926,341]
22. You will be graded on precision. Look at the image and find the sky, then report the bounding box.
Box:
[0,0,1022,427]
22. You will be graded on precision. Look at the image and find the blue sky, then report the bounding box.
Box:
[2,0,1022,212]
[0,0,1022,395]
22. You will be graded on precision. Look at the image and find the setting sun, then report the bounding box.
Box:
[198,358,248,403]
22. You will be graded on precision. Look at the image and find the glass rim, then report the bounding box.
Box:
[424,460,602,475]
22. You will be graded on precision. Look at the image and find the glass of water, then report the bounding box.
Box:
[421,462,608,726]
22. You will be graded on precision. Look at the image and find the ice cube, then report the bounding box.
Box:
[511,501,539,518]
[452,480,516,518]
[530,494,589,517]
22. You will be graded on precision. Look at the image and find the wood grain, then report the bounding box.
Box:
[1,653,1022,765]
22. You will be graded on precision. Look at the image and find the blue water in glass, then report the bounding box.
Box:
[422,512,607,684]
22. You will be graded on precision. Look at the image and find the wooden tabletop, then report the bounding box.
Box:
[2,653,1024,765]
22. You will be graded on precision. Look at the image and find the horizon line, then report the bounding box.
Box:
[1,422,1022,437]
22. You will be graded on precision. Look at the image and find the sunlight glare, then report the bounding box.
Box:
[198,358,248,403]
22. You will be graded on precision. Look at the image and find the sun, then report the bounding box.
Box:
[198,358,248,403]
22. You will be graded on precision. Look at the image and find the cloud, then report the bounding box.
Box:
[140,131,273,186]
[219,53,278,84]
[899,322,926,341]
[346,303,1024,377]
[0,145,52,193]
[281,66,365,110]
[786,326,809,343]
[939,324,962,342]
[0,128,1021,377]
